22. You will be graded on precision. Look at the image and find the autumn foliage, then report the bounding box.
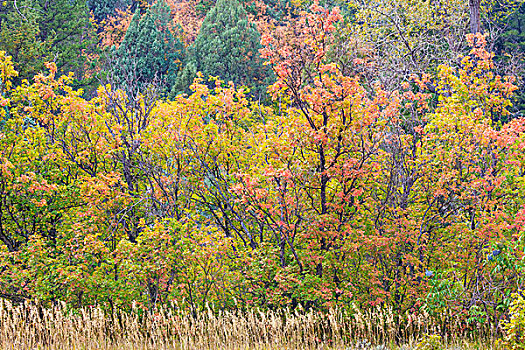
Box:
[0,1,524,337]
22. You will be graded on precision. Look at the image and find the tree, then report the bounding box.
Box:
[40,0,98,86]
[98,7,135,49]
[492,1,525,115]
[339,0,470,92]
[189,0,269,97]
[0,0,98,89]
[0,1,43,84]
[470,0,482,33]
[112,0,185,94]
[87,0,133,23]
[2,0,525,326]
[257,2,523,314]
[167,0,204,46]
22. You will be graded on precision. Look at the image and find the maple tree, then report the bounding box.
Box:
[98,7,135,50]
[1,0,525,339]
[167,0,204,46]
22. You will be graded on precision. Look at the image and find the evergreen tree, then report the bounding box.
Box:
[0,1,43,83]
[87,0,153,23]
[40,0,98,85]
[194,0,292,19]
[0,0,98,89]
[87,0,134,22]
[112,0,185,94]
[189,0,270,97]
[494,3,525,115]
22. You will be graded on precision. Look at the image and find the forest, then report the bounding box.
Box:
[1,0,525,349]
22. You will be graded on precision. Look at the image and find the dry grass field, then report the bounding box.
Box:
[0,299,503,350]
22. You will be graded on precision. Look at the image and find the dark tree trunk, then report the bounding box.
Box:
[469,0,482,33]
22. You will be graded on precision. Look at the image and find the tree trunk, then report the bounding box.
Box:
[469,0,482,33]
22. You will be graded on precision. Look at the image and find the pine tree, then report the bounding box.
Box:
[189,0,270,97]
[194,0,292,19]
[112,0,185,94]
[493,2,525,116]
[40,0,98,85]
[0,0,43,83]
[0,0,98,89]
[87,0,134,22]
[503,5,525,114]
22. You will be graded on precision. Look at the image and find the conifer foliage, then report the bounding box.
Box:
[112,0,185,93]
[0,0,97,88]
[87,0,134,22]
[190,0,269,96]
[494,3,525,114]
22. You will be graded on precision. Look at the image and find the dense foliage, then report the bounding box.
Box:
[0,0,98,89]
[111,0,185,94]
[0,0,525,337]
[188,0,269,97]
[88,0,135,22]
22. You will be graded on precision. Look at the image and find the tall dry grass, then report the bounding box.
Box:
[0,299,500,350]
